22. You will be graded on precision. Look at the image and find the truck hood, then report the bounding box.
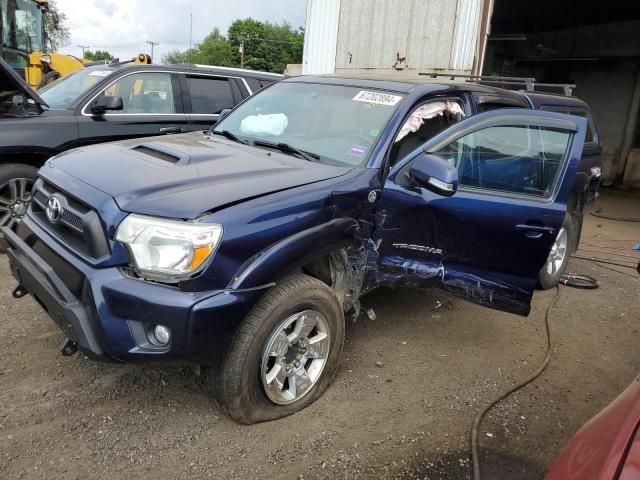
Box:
[46,132,352,219]
[0,56,48,110]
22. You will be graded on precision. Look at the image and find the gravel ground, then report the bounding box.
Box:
[0,189,638,480]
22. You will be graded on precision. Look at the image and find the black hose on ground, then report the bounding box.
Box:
[470,285,562,480]
[590,208,640,223]
[559,273,599,289]
[571,254,637,269]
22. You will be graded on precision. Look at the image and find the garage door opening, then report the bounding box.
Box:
[482,0,640,186]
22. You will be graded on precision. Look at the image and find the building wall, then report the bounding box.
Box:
[302,0,342,75]
[570,62,640,183]
[303,0,483,76]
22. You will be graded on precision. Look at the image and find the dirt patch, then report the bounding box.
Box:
[1,189,639,479]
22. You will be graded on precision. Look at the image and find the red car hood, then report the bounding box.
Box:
[546,376,640,480]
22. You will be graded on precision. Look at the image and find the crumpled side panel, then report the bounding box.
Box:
[375,255,444,288]
[439,266,534,316]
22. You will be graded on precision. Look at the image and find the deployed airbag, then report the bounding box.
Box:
[240,113,288,136]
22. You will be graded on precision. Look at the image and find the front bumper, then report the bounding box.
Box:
[1,216,267,364]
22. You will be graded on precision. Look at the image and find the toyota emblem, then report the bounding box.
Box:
[46,196,63,223]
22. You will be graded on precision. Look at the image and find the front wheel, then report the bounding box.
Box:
[537,213,575,289]
[214,275,345,424]
[0,164,39,253]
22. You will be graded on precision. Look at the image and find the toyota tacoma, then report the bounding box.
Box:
[2,75,595,423]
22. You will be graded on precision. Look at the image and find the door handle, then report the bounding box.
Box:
[159,127,184,134]
[515,224,556,238]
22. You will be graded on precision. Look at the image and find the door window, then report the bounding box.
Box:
[540,106,597,145]
[389,100,465,166]
[435,125,572,198]
[187,77,235,114]
[95,72,176,114]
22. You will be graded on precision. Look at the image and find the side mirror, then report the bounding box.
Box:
[408,153,458,197]
[90,95,123,114]
[216,108,232,124]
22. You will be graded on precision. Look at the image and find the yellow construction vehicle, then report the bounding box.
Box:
[1,0,150,88]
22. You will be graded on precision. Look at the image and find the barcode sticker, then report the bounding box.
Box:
[352,90,402,106]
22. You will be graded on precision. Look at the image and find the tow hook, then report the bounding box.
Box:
[12,285,28,298]
[59,337,78,356]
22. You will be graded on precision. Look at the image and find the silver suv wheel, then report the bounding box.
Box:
[260,310,331,405]
[0,178,33,227]
[546,227,568,275]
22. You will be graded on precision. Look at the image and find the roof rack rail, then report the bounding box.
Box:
[418,73,576,96]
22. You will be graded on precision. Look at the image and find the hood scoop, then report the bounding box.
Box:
[131,143,187,165]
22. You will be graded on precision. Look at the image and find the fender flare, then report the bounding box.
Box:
[229,218,361,290]
[0,148,55,167]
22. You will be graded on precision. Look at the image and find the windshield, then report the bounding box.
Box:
[1,0,43,53]
[38,67,111,108]
[213,82,404,166]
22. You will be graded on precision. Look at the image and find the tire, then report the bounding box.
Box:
[37,71,60,89]
[537,213,575,290]
[0,163,39,254]
[214,274,345,424]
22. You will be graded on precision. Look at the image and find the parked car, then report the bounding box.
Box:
[546,375,640,479]
[0,56,282,247]
[2,74,596,424]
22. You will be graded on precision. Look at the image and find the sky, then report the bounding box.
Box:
[56,0,307,62]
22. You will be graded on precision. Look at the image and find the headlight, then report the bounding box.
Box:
[115,214,222,281]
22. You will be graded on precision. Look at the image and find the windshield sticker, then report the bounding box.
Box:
[88,70,112,77]
[368,128,380,137]
[352,91,402,106]
[347,145,368,158]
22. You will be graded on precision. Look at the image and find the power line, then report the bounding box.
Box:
[77,44,90,57]
[145,40,159,60]
[229,35,302,45]
[79,34,302,52]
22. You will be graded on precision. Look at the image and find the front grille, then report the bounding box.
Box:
[30,179,110,259]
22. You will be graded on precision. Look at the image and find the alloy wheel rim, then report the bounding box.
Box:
[261,310,331,405]
[546,227,568,275]
[0,178,34,228]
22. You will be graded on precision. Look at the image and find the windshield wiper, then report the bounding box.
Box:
[208,129,249,145]
[252,140,320,162]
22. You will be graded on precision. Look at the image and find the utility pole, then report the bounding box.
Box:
[78,45,90,57]
[146,40,160,61]
[239,37,246,69]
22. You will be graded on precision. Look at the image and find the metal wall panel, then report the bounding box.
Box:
[322,0,483,74]
[450,0,483,71]
[406,0,458,70]
[335,0,414,70]
[302,0,342,74]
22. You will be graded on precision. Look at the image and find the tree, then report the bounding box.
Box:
[192,28,235,66]
[228,19,304,73]
[162,48,193,64]
[85,50,114,61]
[161,19,304,74]
[43,0,70,51]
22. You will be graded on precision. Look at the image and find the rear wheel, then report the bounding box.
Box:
[537,213,575,289]
[0,164,38,253]
[214,275,345,424]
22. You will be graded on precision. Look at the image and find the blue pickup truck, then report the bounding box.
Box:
[2,74,599,423]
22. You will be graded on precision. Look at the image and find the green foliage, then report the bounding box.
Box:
[84,50,114,61]
[161,19,304,73]
[43,0,70,50]
[161,49,192,64]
